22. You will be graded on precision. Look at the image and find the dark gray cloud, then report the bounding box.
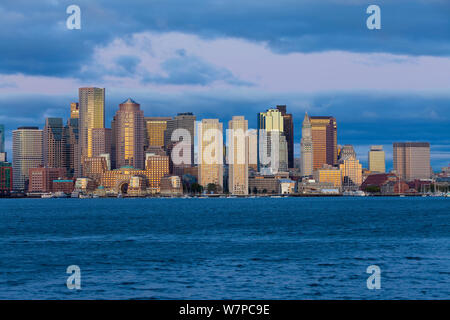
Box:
[0,0,449,78]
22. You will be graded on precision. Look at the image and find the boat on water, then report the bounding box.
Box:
[41,193,54,199]
[54,192,68,198]
[70,191,80,198]
[79,194,92,199]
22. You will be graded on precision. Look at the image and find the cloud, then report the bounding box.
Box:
[0,0,450,79]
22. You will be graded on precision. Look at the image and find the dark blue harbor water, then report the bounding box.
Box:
[0,197,449,299]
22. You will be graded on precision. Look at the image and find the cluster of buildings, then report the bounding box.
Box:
[0,87,445,198]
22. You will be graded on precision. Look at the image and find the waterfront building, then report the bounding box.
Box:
[82,154,110,184]
[74,177,96,192]
[114,98,145,169]
[279,179,296,194]
[227,116,249,195]
[0,161,12,196]
[248,172,289,194]
[339,155,363,187]
[43,118,66,171]
[368,145,386,173]
[145,153,170,189]
[145,117,172,150]
[52,179,75,194]
[100,154,169,194]
[310,116,337,170]
[12,127,43,191]
[198,119,223,191]
[360,173,397,193]
[276,105,294,168]
[28,167,65,193]
[300,113,313,177]
[393,142,431,181]
[313,164,342,188]
[160,176,183,196]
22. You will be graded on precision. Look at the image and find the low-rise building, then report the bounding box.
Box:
[0,161,12,196]
[28,167,65,193]
[279,179,296,194]
[52,179,75,194]
[160,176,183,196]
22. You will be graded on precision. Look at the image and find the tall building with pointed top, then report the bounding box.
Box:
[300,113,313,177]
[114,98,145,169]
[78,88,105,174]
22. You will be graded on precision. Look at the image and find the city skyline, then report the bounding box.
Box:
[0,94,447,173]
[0,1,449,171]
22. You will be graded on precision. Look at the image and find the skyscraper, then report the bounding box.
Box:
[164,113,196,167]
[79,88,105,169]
[247,129,258,172]
[92,128,112,157]
[145,117,172,149]
[70,102,79,119]
[0,124,4,153]
[300,113,313,177]
[227,116,248,195]
[114,98,145,169]
[393,142,431,180]
[339,155,363,187]
[276,105,294,168]
[12,127,43,191]
[338,145,357,161]
[257,108,288,174]
[310,116,337,170]
[198,119,223,190]
[64,118,79,177]
[43,118,66,171]
[368,145,386,173]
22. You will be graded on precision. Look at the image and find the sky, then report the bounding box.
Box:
[0,0,449,170]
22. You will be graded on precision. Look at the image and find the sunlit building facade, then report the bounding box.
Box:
[314,165,342,188]
[339,155,363,186]
[145,117,172,149]
[310,116,337,170]
[79,87,105,170]
[300,113,313,177]
[368,145,386,173]
[198,119,223,190]
[114,98,145,169]
[12,127,43,191]
[393,142,431,181]
[227,116,249,195]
